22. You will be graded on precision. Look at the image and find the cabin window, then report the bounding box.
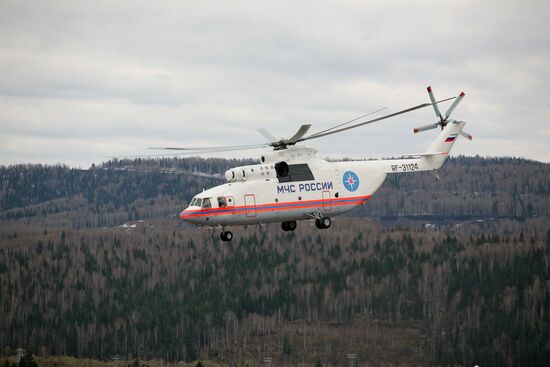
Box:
[218,197,227,208]
[277,163,315,183]
[201,198,212,209]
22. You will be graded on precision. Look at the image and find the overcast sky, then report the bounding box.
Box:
[1,1,549,168]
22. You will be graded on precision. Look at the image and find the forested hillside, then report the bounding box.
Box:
[1,218,548,365]
[1,156,549,366]
[359,156,550,219]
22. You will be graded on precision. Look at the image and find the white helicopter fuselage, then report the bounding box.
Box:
[180,121,466,228]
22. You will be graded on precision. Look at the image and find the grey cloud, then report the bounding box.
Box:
[0,1,549,167]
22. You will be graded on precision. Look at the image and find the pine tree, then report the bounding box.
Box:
[283,335,292,355]
[18,352,37,367]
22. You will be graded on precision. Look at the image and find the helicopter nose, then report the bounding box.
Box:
[179,208,190,220]
[180,208,201,224]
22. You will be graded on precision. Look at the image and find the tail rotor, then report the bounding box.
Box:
[414,86,472,140]
[427,86,443,122]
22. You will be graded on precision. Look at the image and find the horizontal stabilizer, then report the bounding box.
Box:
[401,152,448,158]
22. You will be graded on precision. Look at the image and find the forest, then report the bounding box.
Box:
[0,156,549,366]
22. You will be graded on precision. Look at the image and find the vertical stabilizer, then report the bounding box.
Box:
[426,121,465,154]
[421,121,466,170]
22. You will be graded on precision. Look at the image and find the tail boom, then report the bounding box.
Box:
[382,121,466,174]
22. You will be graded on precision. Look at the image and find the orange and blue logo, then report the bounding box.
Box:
[343,171,360,192]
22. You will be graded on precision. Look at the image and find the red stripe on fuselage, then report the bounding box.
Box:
[180,195,371,218]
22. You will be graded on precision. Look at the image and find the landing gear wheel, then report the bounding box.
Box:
[315,217,332,229]
[287,220,297,231]
[281,221,297,232]
[220,231,233,241]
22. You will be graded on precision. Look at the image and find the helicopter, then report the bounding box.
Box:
[153,86,472,241]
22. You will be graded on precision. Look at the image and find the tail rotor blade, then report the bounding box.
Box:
[445,91,465,119]
[413,122,439,133]
[427,86,443,120]
[459,130,473,141]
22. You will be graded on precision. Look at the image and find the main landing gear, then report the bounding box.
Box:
[281,217,331,231]
[281,221,297,232]
[315,217,332,229]
[220,230,233,242]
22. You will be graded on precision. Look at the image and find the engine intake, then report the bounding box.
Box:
[275,161,289,177]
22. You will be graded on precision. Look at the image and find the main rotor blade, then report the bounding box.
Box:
[286,124,312,144]
[258,128,278,142]
[445,91,465,119]
[148,143,269,151]
[306,106,388,139]
[427,86,443,121]
[298,96,455,142]
[111,144,268,159]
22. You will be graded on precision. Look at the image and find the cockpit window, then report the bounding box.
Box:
[202,198,212,209]
[190,198,197,206]
[195,198,202,207]
[218,197,227,208]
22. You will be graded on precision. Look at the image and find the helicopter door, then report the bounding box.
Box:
[322,190,332,211]
[244,194,256,217]
[333,167,345,196]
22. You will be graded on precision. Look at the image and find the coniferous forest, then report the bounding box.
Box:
[0,156,549,366]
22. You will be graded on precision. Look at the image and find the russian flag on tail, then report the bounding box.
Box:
[445,134,458,142]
